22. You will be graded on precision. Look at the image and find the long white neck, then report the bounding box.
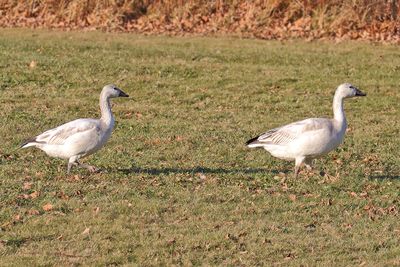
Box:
[99,92,114,128]
[332,91,347,128]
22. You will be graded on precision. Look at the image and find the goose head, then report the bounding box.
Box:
[336,83,366,99]
[102,84,129,98]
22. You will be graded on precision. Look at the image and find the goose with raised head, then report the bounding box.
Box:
[21,84,129,174]
[246,83,366,178]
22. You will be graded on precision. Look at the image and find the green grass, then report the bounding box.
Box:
[0,29,399,266]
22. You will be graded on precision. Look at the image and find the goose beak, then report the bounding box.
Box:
[355,88,366,97]
[118,89,129,97]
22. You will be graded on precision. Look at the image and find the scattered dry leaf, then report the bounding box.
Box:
[19,194,30,199]
[175,135,184,142]
[58,191,69,200]
[27,209,40,215]
[42,203,53,211]
[29,191,39,199]
[29,60,37,68]
[82,227,90,235]
[197,173,206,180]
[23,182,32,190]
[167,238,176,245]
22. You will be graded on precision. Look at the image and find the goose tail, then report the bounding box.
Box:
[20,137,39,149]
[246,136,264,148]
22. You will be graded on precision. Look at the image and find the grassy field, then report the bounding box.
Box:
[0,29,399,266]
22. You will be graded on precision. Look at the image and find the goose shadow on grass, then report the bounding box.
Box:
[116,165,287,176]
[368,174,400,180]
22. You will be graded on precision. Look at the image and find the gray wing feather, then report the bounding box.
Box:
[255,118,329,146]
[34,119,98,145]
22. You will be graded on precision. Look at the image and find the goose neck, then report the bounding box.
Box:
[99,93,114,126]
[333,92,346,125]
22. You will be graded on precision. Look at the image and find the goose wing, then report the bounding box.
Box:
[247,118,330,146]
[22,119,99,147]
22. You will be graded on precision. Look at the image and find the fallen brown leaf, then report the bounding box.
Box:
[82,227,90,235]
[197,173,207,180]
[167,238,176,245]
[175,135,184,142]
[19,194,30,199]
[29,60,37,68]
[29,191,39,199]
[42,203,53,211]
[27,209,40,215]
[58,191,69,200]
[23,182,32,190]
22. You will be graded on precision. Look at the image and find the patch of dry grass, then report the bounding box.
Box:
[0,0,399,41]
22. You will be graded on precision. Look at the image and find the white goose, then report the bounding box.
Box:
[21,84,129,174]
[246,83,366,178]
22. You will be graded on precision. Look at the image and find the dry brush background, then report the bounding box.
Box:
[0,0,399,42]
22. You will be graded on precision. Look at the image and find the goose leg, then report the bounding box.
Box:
[80,163,100,173]
[304,158,313,170]
[67,157,79,174]
[78,162,99,173]
[294,157,305,178]
[67,163,73,174]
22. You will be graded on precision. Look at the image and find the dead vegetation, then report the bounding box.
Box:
[0,1,399,42]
